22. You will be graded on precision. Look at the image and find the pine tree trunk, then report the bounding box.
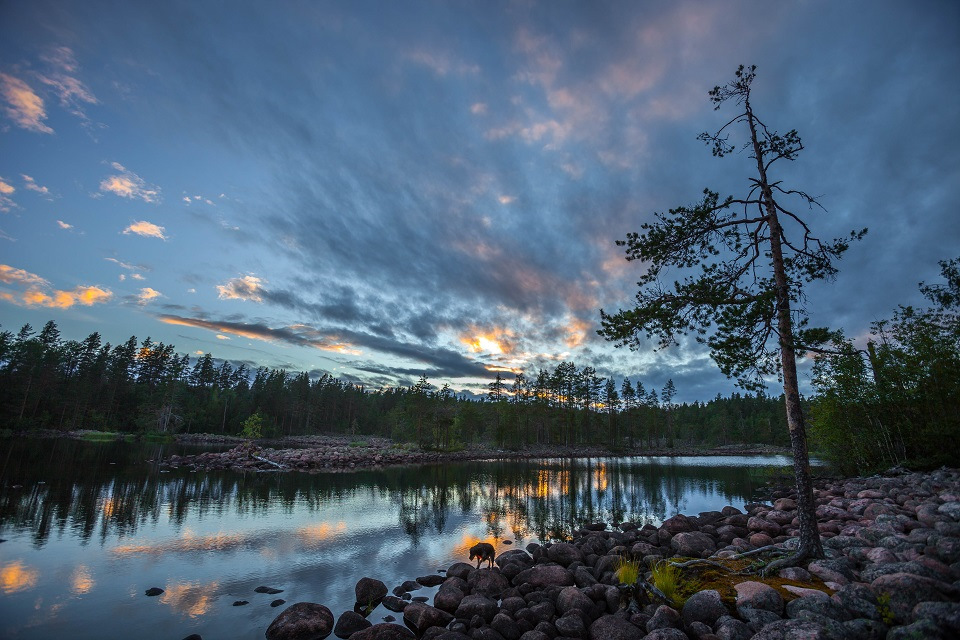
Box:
[747,100,824,569]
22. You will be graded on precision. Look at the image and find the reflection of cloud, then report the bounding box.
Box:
[296,521,347,545]
[71,565,94,595]
[100,163,160,203]
[0,72,52,133]
[159,581,219,617]
[0,560,39,594]
[123,220,167,240]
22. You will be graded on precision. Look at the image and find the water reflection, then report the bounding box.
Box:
[0,439,800,640]
[0,441,793,548]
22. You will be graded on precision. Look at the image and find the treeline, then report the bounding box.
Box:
[809,258,960,474]
[0,321,789,450]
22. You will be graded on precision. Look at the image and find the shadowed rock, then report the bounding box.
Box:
[266,602,335,640]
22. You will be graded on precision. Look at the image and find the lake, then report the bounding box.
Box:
[0,438,808,639]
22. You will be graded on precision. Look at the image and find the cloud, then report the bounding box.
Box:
[0,177,15,212]
[216,275,264,302]
[37,47,98,121]
[122,220,167,239]
[100,163,161,203]
[0,73,52,133]
[156,314,356,353]
[57,220,73,230]
[405,49,480,77]
[21,175,51,197]
[138,287,162,304]
[0,264,112,309]
[471,103,488,115]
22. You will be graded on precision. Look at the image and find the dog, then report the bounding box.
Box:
[469,542,495,568]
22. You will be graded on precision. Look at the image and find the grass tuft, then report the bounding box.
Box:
[651,561,701,609]
[615,557,641,585]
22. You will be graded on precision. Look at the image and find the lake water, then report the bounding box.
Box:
[0,439,808,639]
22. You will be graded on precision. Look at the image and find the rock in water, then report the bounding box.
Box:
[256,586,284,595]
[333,611,372,639]
[355,577,388,605]
[266,602,335,640]
[145,587,164,596]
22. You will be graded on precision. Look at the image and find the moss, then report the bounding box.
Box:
[659,557,834,609]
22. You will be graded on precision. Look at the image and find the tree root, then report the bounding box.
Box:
[758,543,815,577]
[664,544,793,575]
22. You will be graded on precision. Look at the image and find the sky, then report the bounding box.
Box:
[1,0,958,402]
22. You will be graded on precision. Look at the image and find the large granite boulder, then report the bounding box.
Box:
[266,602,335,640]
[402,602,454,635]
[355,578,388,605]
[681,589,727,628]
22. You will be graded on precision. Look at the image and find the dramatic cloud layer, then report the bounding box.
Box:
[0,0,957,401]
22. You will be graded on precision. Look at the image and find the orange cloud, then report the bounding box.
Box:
[216,275,264,302]
[100,163,160,202]
[563,317,592,348]
[22,174,50,196]
[138,287,162,304]
[157,314,357,354]
[123,220,167,240]
[460,326,515,355]
[0,178,14,194]
[0,73,52,133]
[1,561,39,594]
[0,264,112,309]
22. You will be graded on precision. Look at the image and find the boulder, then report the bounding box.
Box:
[546,543,583,566]
[334,611,371,639]
[643,627,688,640]
[512,565,574,588]
[416,575,446,588]
[355,578,388,605]
[749,619,830,639]
[734,581,783,616]
[556,586,594,615]
[446,562,475,580]
[348,624,415,640]
[467,569,510,599]
[554,611,585,636]
[490,613,522,640]
[871,572,958,624]
[681,589,727,628]
[454,594,498,623]
[402,602,454,635]
[382,596,408,613]
[587,614,642,640]
[660,514,696,535]
[266,602,335,640]
[670,531,717,557]
[433,582,465,614]
[645,605,680,631]
[784,592,850,622]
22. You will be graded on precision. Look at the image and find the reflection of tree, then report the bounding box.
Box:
[0,440,794,548]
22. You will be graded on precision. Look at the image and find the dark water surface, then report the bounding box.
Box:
[0,438,807,639]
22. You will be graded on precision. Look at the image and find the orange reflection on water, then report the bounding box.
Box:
[595,463,608,492]
[112,531,247,557]
[296,521,347,545]
[1,560,39,594]
[160,581,219,617]
[70,565,94,595]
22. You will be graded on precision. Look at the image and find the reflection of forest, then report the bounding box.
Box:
[0,440,786,547]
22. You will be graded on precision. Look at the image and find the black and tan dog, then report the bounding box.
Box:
[469,542,495,568]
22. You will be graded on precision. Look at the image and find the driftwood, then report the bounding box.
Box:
[251,454,286,470]
[665,544,791,575]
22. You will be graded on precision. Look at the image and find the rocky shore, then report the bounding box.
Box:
[159,436,791,473]
[252,467,959,640]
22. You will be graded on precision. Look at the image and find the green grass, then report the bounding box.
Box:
[650,561,701,609]
[615,557,641,585]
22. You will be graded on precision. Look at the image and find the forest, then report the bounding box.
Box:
[0,317,791,451]
[0,259,956,473]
